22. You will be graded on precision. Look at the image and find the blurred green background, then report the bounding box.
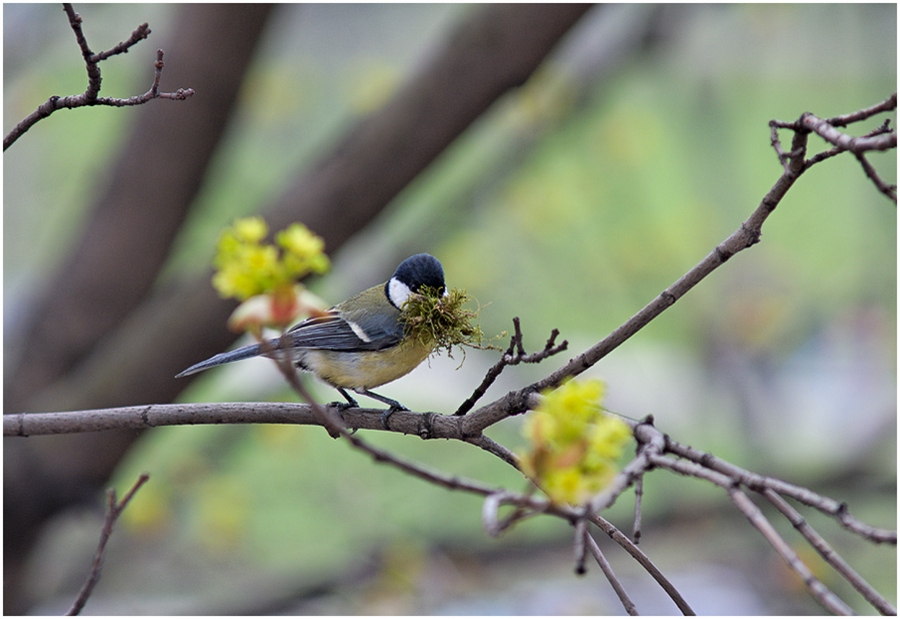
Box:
[4,4,896,615]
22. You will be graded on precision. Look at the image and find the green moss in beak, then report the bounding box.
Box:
[400,287,489,356]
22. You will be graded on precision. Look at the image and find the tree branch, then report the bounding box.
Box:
[585,532,639,615]
[590,513,697,615]
[454,317,568,416]
[460,94,897,439]
[824,92,898,127]
[727,486,855,616]
[2,402,466,439]
[658,429,897,545]
[3,3,193,151]
[770,92,897,203]
[66,474,150,616]
[762,489,896,616]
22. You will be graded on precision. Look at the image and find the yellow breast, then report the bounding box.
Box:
[301,338,433,390]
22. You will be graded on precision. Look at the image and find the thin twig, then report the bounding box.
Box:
[658,432,897,545]
[825,92,898,127]
[265,333,345,438]
[633,477,644,545]
[769,94,896,204]
[66,474,150,615]
[649,454,855,615]
[631,443,644,544]
[481,489,545,537]
[769,120,793,174]
[454,317,567,416]
[463,433,520,469]
[92,23,152,62]
[574,516,589,575]
[728,486,854,616]
[588,416,663,515]
[590,514,695,615]
[585,532,639,615]
[4,3,193,151]
[762,489,897,616]
[800,112,897,155]
[855,152,897,203]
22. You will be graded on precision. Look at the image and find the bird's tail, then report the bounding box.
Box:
[175,341,268,378]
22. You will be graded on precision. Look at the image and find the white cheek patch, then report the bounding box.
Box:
[346,320,372,343]
[387,277,412,308]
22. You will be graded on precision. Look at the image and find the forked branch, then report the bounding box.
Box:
[66,474,150,616]
[3,3,194,151]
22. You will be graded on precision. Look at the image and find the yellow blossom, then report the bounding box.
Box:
[233,216,268,243]
[211,217,331,331]
[519,379,631,505]
[277,223,330,279]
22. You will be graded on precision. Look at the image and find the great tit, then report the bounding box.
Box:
[177,253,446,415]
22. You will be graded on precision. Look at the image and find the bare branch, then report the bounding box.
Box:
[824,92,898,127]
[481,490,544,538]
[463,433,520,469]
[632,475,644,545]
[727,487,854,616]
[453,317,567,416]
[66,474,150,615]
[585,532,639,615]
[91,23,152,62]
[590,514,696,615]
[4,402,324,436]
[648,453,853,614]
[762,489,897,615]
[800,111,897,155]
[769,120,794,174]
[770,94,897,203]
[3,3,193,151]
[573,516,589,575]
[658,430,897,545]
[855,151,897,202]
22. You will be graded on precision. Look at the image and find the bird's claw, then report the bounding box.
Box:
[328,400,356,411]
[380,404,408,430]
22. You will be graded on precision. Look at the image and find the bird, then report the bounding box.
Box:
[176,253,447,422]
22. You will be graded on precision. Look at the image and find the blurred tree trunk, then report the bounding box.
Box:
[3,3,593,613]
[5,3,276,410]
[3,4,276,613]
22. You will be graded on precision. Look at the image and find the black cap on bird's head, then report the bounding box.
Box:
[386,253,446,309]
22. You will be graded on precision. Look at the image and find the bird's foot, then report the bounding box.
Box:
[327,400,356,411]
[380,404,408,431]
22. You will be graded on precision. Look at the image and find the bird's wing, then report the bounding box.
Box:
[286,310,402,351]
[176,303,404,378]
